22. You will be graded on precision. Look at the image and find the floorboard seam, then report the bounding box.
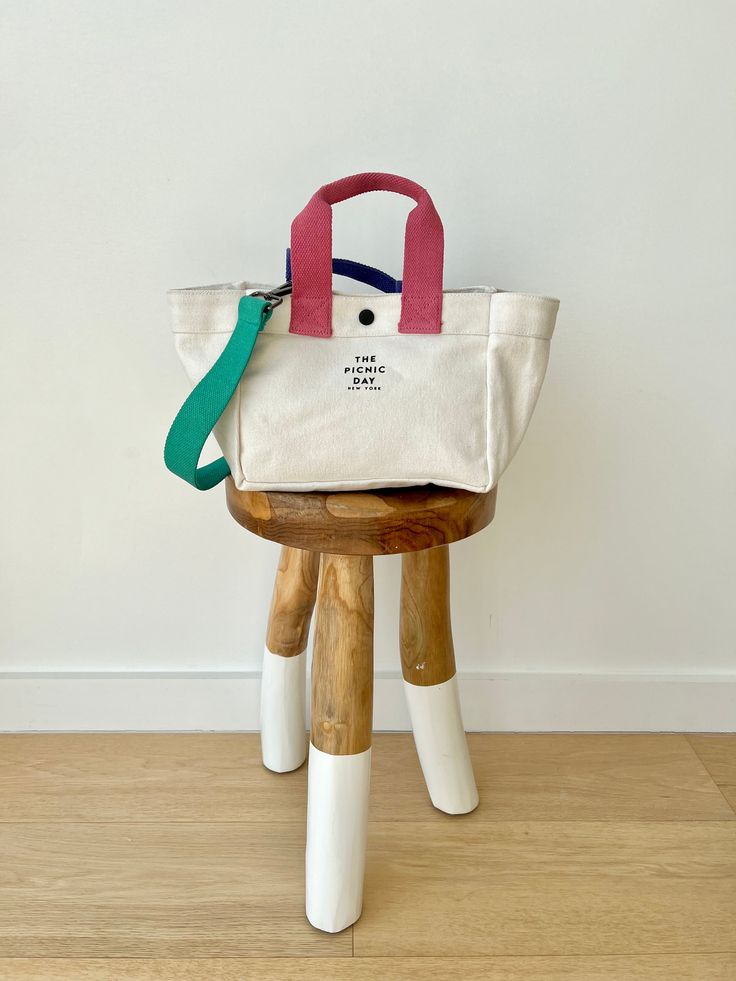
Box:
[683,735,736,817]
[348,949,736,959]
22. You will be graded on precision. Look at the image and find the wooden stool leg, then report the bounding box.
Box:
[261,546,320,773]
[400,545,479,815]
[306,552,374,933]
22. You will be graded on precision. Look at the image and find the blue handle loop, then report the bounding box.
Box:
[285,248,401,293]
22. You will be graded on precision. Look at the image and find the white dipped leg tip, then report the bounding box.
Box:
[305,742,371,933]
[260,647,307,773]
[404,674,479,815]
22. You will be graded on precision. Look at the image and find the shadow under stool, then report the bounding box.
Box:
[226,478,497,933]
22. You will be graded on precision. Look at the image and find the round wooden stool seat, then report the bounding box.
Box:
[225,479,497,555]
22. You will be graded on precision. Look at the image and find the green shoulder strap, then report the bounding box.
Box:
[164,294,271,490]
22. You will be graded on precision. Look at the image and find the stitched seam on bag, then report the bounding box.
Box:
[399,295,443,333]
[489,331,552,340]
[169,287,501,299]
[289,296,332,337]
[484,311,492,490]
[171,329,493,337]
[239,476,490,491]
[289,327,332,337]
[398,324,443,334]
[236,368,246,486]
[169,289,495,298]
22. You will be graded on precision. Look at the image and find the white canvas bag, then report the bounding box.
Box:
[165,172,559,493]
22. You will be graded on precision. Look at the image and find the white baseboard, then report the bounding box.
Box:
[1,670,734,732]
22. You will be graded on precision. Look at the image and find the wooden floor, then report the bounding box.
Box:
[0,733,735,979]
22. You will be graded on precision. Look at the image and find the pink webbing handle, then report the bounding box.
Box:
[289,172,444,337]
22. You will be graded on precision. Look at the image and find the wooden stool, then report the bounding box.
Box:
[226,479,497,933]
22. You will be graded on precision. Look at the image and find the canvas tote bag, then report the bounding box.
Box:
[165,172,559,493]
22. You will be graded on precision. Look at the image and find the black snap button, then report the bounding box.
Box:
[358,308,375,326]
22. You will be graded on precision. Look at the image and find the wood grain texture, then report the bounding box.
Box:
[2,733,735,965]
[369,733,736,823]
[400,545,456,686]
[687,735,736,813]
[0,822,347,958]
[266,545,320,656]
[311,554,374,755]
[1,733,732,824]
[3,954,736,980]
[354,820,736,956]
[226,479,497,555]
[0,733,736,824]
[0,733,309,824]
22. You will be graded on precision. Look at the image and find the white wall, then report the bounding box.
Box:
[2,1,735,730]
